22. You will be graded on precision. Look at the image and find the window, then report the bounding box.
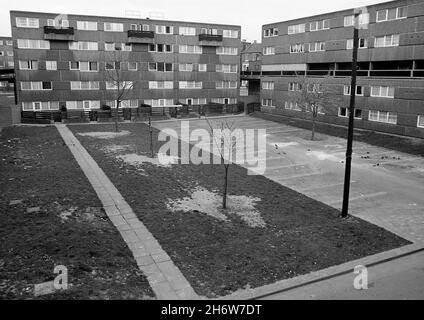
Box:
[198,64,207,72]
[156,25,173,34]
[307,84,323,93]
[179,63,193,72]
[69,41,98,50]
[309,41,325,52]
[149,81,174,89]
[19,60,38,70]
[377,6,407,22]
[262,81,274,90]
[290,43,304,53]
[46,61,57,70]
[343,85,363,96]
[179,81,202,89]
[284,101,301,111]
[417,115,424,128]
[370,86,395,98]
[144,99,174,107]
[149,62,173,72]
[263,47,275,55]
[21,81,52,90]
[105,43,131,51]
[216,47,237,55]
[16,17,39,28]
[22,101,59,111]
[128,62,137,71]
[211,98,237,104]
[7,61,14,67]
[263,27,278,37]
[66,100,100,110]
[201,28,218,35]
[216,64,237,73]
[17,39,50,49]
[216,81,237,89]
[344,15,354,27]
[150,44,173,52]
[288,23,305,34]
[105,61,121,70]
[0,51,3,56]
[223,30,239,38]
[178,45,202,54]
[70,61,98,71]
[70,81,99,90]
[6,40,12,46]
[182,98,207,105]
[121,99,139,108]
[262,99,274,107]
[310,19,330,31]
[347,38,368,49]
[47,19,69,28]
[0,41,3,45]
[374,35,399,47]
[288,82,302,91]
[77,21,97,31]
[104,22,123,32]
[179,27,196,35]
[368,110,397,124]
[7,51,13,57]
[339,107,362,118]
[105,81,133,90]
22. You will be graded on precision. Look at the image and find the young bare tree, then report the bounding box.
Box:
[291,73,332,140]
[205,118,241,209]
[105,46,135,132]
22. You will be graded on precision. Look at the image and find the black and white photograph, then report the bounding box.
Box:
[0,0,423,311]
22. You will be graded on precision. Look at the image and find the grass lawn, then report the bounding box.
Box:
[253,112,424,156]
[0,126,154,299]
[70,122,410,298]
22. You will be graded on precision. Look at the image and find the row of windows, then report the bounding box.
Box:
[15,17,239,38]
[263,34,400,55]
[0,40,13,46]
[0,51,13,56]
[264,81,395,98]
[20,80,239,90]
[16,39,238,55]
[0,61,14,68]
[21,97,239,111]
[18,60,238,73]
[281,6,406,36]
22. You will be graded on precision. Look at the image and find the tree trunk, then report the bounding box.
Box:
[223,165,229,209]
[311,117,316,141]
[115,100,119,132]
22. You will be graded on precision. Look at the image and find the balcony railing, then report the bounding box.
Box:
[44,26,74,35]
[198,34,223,46]
[241,69,424,78]
[43,26,74,41]
[127,30,155,44]
[198,34,223,42]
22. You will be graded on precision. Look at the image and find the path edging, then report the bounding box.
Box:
[220,243,424,300]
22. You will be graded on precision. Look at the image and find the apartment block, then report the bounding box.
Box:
[0,36,15,92]
[10,11,241,113]
[259,0,424,138]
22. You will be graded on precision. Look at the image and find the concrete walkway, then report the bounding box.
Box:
[56,124,198,300]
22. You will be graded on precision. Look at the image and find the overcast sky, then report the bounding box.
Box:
[1,0,388,41]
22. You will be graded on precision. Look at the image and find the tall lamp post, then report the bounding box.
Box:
[341,12,360,218]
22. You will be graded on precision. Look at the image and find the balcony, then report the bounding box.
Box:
[127,30,155,44]
[198,34,223,47]
[43,26,75,41]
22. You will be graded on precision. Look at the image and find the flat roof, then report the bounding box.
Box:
[10,10,241,29]
[262,0,410,27]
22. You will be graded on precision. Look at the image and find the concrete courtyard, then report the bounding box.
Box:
[153,115,424,244]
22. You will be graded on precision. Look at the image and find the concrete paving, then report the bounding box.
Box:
[152,115,424,244]
[262,250,424,300]
[56,124,199,300]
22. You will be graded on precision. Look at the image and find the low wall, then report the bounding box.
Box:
[0,105,21,128]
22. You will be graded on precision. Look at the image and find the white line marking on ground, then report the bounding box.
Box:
[326,192,387,206]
